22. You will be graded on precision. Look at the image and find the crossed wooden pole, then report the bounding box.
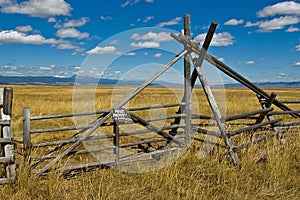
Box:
[33,14,299,176]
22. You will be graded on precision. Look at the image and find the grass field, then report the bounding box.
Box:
[0,85,300,200]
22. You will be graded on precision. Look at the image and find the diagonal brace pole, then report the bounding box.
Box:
[190,51,240,166]
[34,50,187,176]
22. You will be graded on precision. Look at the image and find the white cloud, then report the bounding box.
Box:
[125,52,136,56]
[15,25,33,33]
[55,40,79,50]
[286,25,300,32]
[218,58,225,62]
[258,16,300,32]
[131,31,172,42]
[156,17,181,27]
[245,21,261,27]
[48,17,56,23]
[195,32,235,46]
[39,65,55,71]
[121,0,153,7]
[0,0,11,6]
[130,41,160,48]
[0,0,72,18]
[296,44,300,51]
[257,1,300,17]
[0,30,56,45]
[121,0,140,7]
[292,61,300,66]
[63,17,89,28]
[56,28,89,39]
[154,53,162,58]
[277,72,289,78]
[100,16,113,20]
[86,46,121,55]
[246,60,255,65]
[224,19,244,26]
[143,16,154,23]
[0,28,83,52]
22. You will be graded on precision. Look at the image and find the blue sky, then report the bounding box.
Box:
[0,0,300,84]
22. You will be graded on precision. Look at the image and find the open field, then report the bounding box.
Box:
[1,85,300,200]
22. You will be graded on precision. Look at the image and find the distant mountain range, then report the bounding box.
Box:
[0,75,299,88]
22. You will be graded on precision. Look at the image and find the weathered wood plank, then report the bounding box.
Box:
[1,109,16,182]
[225,108,273,122]
[23,107,31,163]
[0,156,13,164]
[227,119,281,138]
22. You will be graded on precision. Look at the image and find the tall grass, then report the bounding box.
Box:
[0,85,299,200]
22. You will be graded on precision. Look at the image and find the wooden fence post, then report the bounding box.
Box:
[23,107,31,164]
[1,87,16,183]
[113,120,120,166]
[184,14,192,146]
[3,88,13,116]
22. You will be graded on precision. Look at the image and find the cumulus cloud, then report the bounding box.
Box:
[154,53,162,58]
[195,32,235,46]
[224,19,244,26]
[125,52,136,56]
[143,16,154,23]
[0,0,72,18]
[245,21,261,27]
[257,1,300,17]
[292,61,300,66]
[121,0,154,7]
[0,0,11,6]
[296,44,300,51]
[286,25,300,32]
[130,41,160,48]
[86,46,121,55]
[246,60,255,65]
[63,17,89,28]
[277,72,289,78]
[15,25,33,33]
[156,17,181,27]
[258,16,300,32]
[0,30,56,45]
[131,31,172,42]
[55,40,80,50]
[56,28,89,39]
[100,16,113,21]
[48,17,56,23]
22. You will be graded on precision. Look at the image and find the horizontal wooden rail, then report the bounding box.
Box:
[30,113,186,134]
[192,127,222,138]
[32,123,186,148]
[268,110,300,115]
[227,119,281,137]
[224,108,273,122]
[0,120,10,126]
[277,121,300,127]
[30,103,184,121]
[0,138,14,144]
[0,156,14,164]
[279,100,300,104]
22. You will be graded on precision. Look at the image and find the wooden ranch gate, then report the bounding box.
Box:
[21,15,300,177]
[0,87,16,184]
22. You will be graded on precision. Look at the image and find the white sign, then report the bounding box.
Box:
[113,108,128,121]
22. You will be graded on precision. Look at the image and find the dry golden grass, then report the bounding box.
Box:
[0,85,300,200]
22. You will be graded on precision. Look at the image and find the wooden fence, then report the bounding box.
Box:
[22,96,300,177]
[20,14,300,177]
[23,103,188,176]
[0,87,16,184]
